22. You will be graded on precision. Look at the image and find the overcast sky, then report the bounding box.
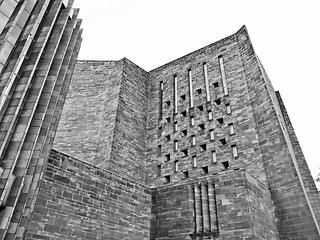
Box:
[72,0,320,179]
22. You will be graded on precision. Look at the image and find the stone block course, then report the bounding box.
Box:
[47,25,320,239]
[25,149,151,240]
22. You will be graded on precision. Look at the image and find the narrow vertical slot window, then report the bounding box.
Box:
[208,109,213,120]
[218,55,229,96]
[229,123,235,135]
[158,126,162,137]
[174,75,178,114]
[188,69,194,108]
[174,161,178,172]
[191,135,196,146]
[173,121,178,132]
[174,140,178,151]
[211,150,217,163]
[209,129,214,140]
[159,81,163,120]
[157,164,161,176]
[192,155,197,168]
[231,145,238,158]
[190,116,195,126]
[226,103,231,114]
[203,62,211,102]
[157,145,161,155]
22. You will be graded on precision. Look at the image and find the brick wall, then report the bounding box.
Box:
[25,149,151,240]
[150,169,278,239]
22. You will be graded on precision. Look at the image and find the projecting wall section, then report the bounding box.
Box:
[55,59,150,184]
[53,60,119,163]
[276,91,320,231]
[146,26,268,187]
[236,26,320,239]
[25,149,151,240]
[150,169,278,239]
[106,58,150,184]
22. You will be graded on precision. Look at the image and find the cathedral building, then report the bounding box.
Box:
[0,1,319,239]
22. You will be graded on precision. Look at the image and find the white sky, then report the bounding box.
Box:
[73,0,320,179]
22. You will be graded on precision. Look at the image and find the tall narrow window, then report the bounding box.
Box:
[174,161,178,172]
[190,116,195,126]
[218,56,229,96]
[203,62,211,102]
[174,75,178,114]
[191,135,196,146]
[173,121,178,132]
[229,123,235,135]
[208,109,213,120]
[211,150,217,163]
[231,145,238,158]
[188,69,194,108]
[157,145,161,155]
[159,81,163,120]
[192,155,197,168]
[226,103,231,114]
[157,164,161,176]
[174,140,178,151]
[209,129,214,140]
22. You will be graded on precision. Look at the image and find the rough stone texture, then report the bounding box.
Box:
[25,149,151,240]
[146,28,268,188]
[150,170,278,239]
[0,0,82,239]
[54,58,149,184]
[50,25,320,239]
[236,27,320,239]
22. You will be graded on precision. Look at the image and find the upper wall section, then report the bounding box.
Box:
[53,60,118,162]
[146,26,268,187]
[54,59,150,184]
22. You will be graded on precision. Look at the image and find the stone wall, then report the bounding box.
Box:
[54,59,150,184]
[150,169,278,239]
[146,26,267,188]
[53,60,118,163]
[236,26,320,238]
[25,149,151,240]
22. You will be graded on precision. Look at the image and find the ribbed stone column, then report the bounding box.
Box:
[194,182,203,233]
[208,181,218,232]
[188,184,196,233]
[201,182,210,232]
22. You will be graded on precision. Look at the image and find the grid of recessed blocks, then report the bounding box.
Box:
[154,57,238,184]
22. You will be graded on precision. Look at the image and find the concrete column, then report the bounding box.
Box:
[208,181,218,232]
[194,182,203,233]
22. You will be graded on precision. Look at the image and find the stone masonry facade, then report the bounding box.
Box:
[0,0,82,239]
[0,15,318,239]
[49,25,320,239]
